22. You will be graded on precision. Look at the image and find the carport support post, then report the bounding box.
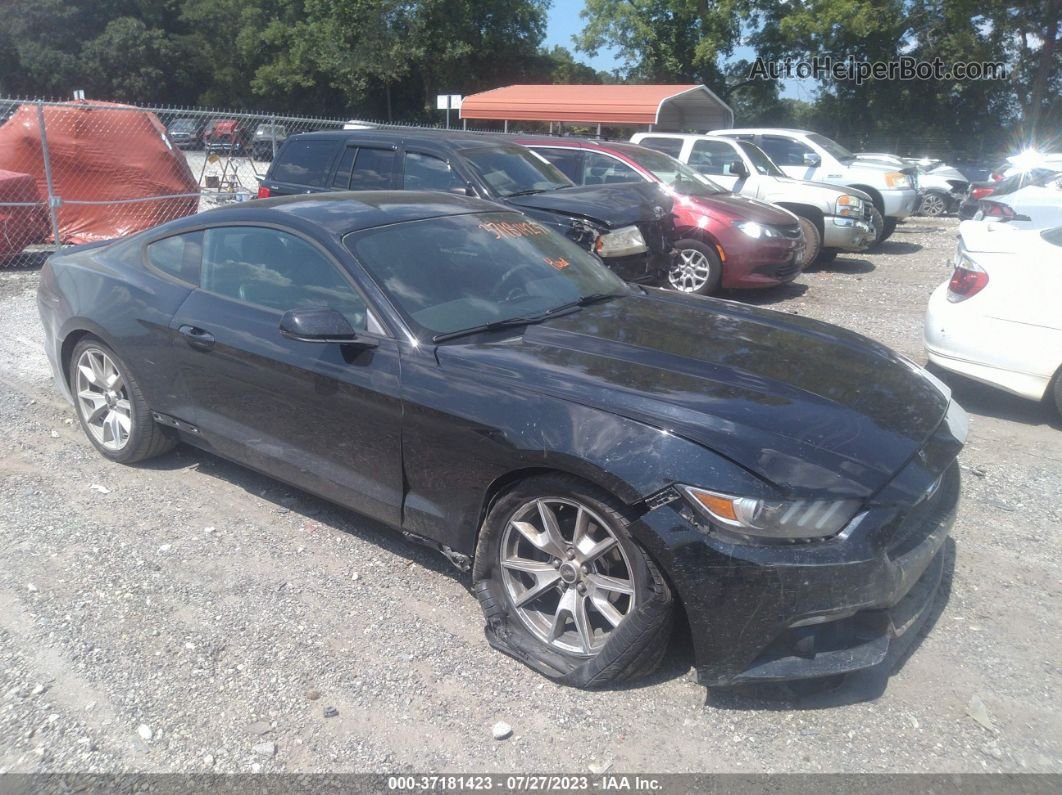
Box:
[36,101,63,249]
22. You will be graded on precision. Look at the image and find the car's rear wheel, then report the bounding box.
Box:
[668,239,722,295]
[473,475,673,688]
[919,191,948,217]
[796,216,821,268]
[70,338,175,464]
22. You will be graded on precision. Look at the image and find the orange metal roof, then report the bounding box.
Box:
[458,84,733,128]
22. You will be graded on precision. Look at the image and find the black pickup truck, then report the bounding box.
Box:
[257,130,675,283]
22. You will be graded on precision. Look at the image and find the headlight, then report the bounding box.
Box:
[884,171,911,188]
[595,225,647,257]
[680,485,862,541]
[734,221,780,239]
[835,194,864,217]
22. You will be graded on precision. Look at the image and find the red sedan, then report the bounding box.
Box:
[518,137,805,295]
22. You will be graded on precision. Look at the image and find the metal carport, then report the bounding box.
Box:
[458,84,734,132]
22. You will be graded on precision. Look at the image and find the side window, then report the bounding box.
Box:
[637,137,684,158]
[269,140,340,187]
[200,227,368,330]
[146,231,202,285]
[350,148,397,189]
[582,152,640,185]
[532,148,583,183]
[332,147,356,189]
[689,140,743,176]
[760,136,814,167]
[403,152,465,192]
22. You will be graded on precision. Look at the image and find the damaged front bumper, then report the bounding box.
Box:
[628,421,963,687]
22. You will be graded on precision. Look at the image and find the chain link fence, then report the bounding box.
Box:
[0,98,437,269]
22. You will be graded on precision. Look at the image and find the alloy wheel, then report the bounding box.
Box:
[668,248,712,292]
[919,192,947,217]
[75,347,132,451]
[499,497,637,656]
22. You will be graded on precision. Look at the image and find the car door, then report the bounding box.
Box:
[169,223,404,526]
[399,150,473,194]
[262,138,344,196]
[758,135,822,182]
[687,139,749,193]
[331,143,399,190]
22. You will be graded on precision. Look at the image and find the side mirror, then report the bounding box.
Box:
[729,160,749,178]
[279,307,373,345]
[803,153,821,167]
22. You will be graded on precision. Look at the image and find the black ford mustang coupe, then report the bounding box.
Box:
[37,192,966,689]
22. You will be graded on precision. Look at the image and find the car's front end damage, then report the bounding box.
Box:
[630,398,965,686]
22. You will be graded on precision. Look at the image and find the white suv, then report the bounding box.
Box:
[709,128,921,242]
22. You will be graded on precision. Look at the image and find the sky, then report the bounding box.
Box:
[544,2,811,100]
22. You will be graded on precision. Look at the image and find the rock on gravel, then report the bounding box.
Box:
[492,721,513,741]
[253,741,277,758]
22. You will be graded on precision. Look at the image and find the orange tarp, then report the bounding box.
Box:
[0,101,199,244]
[459,84,733,128]
[0,169,49,258]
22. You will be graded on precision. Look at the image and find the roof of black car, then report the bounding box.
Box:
[288,128,510,149]
[206,191,507,235]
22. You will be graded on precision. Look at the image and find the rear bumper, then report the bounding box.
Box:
[630,407,965,687]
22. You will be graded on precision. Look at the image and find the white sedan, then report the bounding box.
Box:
[978,172,1062,228]
[924,221,1062,414]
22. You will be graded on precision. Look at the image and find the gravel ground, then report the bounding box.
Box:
[1,215,1060,774]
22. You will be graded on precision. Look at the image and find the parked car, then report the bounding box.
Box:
[855,153,970,217]
[166,117,205,150]
[994,151,1062,180]
[516,136,805,294]
[259,130,675,284]
[252,123,288,161]
[958,168,1060,220]
[630,132,874,265]
[710,128,921,243]
[974,172,1062,229]
[204,119,249,155]
[37,191,967,688]
[925,221,1062,415]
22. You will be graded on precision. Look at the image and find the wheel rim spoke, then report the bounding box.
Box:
[513,569,562,607]
[573,594,595,653]
[588,573,635,596]
[75,348,132,452]
[576,534,616,564]
[590,592,625,628]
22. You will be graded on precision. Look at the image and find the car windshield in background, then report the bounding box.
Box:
[346,211,627,338]
[807,133,857,162]
[739,142,785,177]
[255,124,286,136]
[170,119,196,131]
[461,145,573,197]
[621,147,728,197]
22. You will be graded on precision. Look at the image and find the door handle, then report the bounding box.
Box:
[178,325,215,351]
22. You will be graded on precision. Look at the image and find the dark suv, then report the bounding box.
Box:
[258,130,675,283]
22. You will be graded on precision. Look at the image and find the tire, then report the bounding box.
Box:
[796,216,821,268]
[69,337,176,464]
[473,474,674,688]
[1053,369,1062,417]
[668,239,722,295]
[815,249,838,265]
[918,191,948,217]
[880,217,898,242]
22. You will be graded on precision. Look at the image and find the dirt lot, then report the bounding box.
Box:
[1,216,1060,774]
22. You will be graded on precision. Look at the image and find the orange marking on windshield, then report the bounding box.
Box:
[544,256,569,270]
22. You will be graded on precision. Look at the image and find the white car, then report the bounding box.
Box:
[998,151,1062,179]
[924,221,1062,414]
[978,173,1062,229]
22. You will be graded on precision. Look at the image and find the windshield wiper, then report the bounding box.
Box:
[431,304,583,343]
[505,188,551,197]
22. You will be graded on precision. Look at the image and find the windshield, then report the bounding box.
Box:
[807,133,855,162]
[738,142,785,177]
[620,147,728,196]
[256,124,286,136]
[461,145,573,197]
[346,211,627,338]
[170,119,196,131]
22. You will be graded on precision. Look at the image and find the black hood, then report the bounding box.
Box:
[505,182,672,230]
[437,290,950,497]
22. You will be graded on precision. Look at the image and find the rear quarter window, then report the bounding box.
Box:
[269,140,341,187]
[146,231,203,286]
[637,137,684,158]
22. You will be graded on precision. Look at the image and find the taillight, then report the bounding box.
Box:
[257,185,271,199]
[977,200,1015,220]
[970,186,994,200]
[947,248,988,302]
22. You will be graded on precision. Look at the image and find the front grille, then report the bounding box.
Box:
[756,258,802,280]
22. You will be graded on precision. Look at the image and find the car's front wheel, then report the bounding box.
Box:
[70,338,176,464]
[796,216,822,268]
[473,475,673,688]
[668,239,722,295]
